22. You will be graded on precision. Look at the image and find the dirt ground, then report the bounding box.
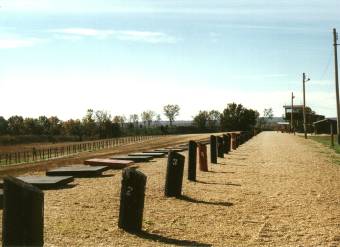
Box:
[1,131,340,246]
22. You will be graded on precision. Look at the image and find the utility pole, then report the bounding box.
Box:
[333,28,340,144]
[291,92,295,134]
[302,73,310,139]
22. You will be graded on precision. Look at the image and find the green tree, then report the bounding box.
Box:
[163,104,180,126]
[95,110,112,138]
[63,119,84,140]
[220,103,259,131]
[140,111,155,127]
[208,110,221,129]
[23,118,40,135]
[37,116,50,135]
[48,116,62,136]
[193,111,209,130]
[7,115,24,135]
[0,116,8,135]
[82,109,97,138]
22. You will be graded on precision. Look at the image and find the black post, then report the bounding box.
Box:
[210,135,217,164]
[188,140,197,181]
[3,176,44,247]
[217,136,224,158]
[118,168,147,232]
[164,151,185,197]
[222,134,229,154]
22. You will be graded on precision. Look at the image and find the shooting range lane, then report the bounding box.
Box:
[0,131,338,246]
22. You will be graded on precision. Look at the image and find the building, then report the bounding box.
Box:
[283,105,324,132]
[313,118,337,134]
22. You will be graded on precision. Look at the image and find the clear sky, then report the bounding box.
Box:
[0,0,339,120]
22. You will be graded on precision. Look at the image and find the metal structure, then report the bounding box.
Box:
[291,92,295,133]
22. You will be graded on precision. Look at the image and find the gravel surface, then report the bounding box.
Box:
[1,131,339,246]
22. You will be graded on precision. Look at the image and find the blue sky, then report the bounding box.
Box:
[0,0,339,120]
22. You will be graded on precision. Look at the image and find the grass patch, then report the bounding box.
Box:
[309,136,340,166]
[309,136,340,153]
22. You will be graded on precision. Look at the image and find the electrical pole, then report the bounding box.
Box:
[333,28,340,144]
[302,73,310,139]
[291,92,295,134]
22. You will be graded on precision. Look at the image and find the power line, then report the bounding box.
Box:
[319,49,333,81]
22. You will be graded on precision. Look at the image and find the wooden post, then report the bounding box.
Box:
[118,168,147,232]
[164,151,185,197]
[188,140,197,181]
[210,135,217,164]
[331,122,335,147]
[198,143,208,172]
[2,176,44,246]
[222,134,229,154]
[217,136,224,158]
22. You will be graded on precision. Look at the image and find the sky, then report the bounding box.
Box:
[0,0,340,120]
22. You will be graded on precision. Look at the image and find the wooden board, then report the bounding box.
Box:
[110,155,153,163]
[156,148,186,152]
[84,158,134,169]
[46,165,110,177]
[145,150,169,154]
[0,176,75,190]
[128,153,166,158]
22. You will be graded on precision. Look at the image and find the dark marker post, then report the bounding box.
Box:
[198,143,208,172]
[217,136,224,158]
[210,135,217,164]
[188,140,197,181]
[164,151,185,197]
[2,176,44,247]
[222,134,229,154]
[118,168,147,232]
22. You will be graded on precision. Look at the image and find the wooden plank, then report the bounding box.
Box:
[46,165,110,177]
[84,158,134,169]
[128,153,165,158]
[0,176,75,190]
[110,155,153,163]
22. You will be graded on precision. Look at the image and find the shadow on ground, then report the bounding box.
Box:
[207,170,235,174]
[196,180,241,187]
[178,194,233,207]
[134,230,211,246]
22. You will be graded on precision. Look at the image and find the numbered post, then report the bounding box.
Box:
[217,136,224,158]
[223,134,230,154]
[198,143,208,172]
[118,168,147,232]
[210,135,217,164]
[188,141,197,181]
[164,151,185,197]
[2,176,44,247]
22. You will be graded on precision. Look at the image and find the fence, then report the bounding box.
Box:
[0,135,164,167]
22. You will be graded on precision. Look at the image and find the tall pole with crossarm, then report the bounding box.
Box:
[302,73,310,139]
[333,28,340,144]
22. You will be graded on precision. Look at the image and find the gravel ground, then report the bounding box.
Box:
[1,131,339,246]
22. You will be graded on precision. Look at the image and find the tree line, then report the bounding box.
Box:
[193,103,259,132]
[0,105,181,144]
[0,102,259,144]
